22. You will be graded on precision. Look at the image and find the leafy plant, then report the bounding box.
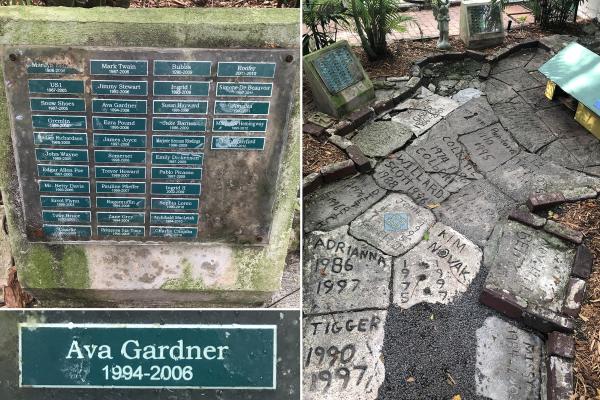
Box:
[303,0,349,54]
[529,0,587,28]
[347,0,417,60]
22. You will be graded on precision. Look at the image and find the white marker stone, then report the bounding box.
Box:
[394,222,482,308]
[475,316,543,400]
[392,93,460,136]
[303,311,387,400]
[349,193,436,256]
[303,226,392,314]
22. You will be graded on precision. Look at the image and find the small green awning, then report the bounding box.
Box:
[539,42,600,114]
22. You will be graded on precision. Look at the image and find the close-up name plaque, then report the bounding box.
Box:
[3,46,298,244]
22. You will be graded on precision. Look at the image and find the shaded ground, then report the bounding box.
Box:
[554,199,600,397]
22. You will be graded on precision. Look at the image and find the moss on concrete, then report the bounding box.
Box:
[161,259,206,291]
[0,7,299,303]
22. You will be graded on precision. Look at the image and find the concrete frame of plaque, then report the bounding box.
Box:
[0,7,300,306]
[303,40,375,117]
[459,0,505,49]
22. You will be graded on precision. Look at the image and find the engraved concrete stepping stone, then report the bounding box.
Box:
[303,310,387,400]
[535,106,584,137]
[486,153,600,202]
[304,175,387,233]
[524,48,551,72]
[303,226,392,314]
[352,120,414,157]
[519,86,557,109]
[431,172,473,193]
[392,93,460,136]
[349,193,436,256]
[485,78,519,105]
[445,97,499,136]
[491,49,536,74]
[373,153,452,206]
[459,123,520,172]
[492,67,543,92]
[451,87,482,105]
[475,316,543,400]
[484,220,575,314]
[492,97,557,152]
[433,180,516,246]
[393,222,482,309]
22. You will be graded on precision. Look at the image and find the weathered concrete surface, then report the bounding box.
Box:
[349,194,436,256]
[352,120,413,157]
[475,316,543,400]
[459,123,520,172]
[433,180,516,246]
[394,222,482,309]
[304,311,387,400]
[486,153,600,202]
[484,221,575,313]
[0,6,301,306]
[445,97,499,136]
[303,227,392,314]
[392,92,460,136]
[304,175,387,233]
[373,153,451,206]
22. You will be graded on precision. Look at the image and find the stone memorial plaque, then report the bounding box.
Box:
[394,222,482,308]
[486,153,600,202]
[303,226,392,314]
[373,152,452,206]
[20,323,276,389]
[303,311,387,400]
[349,193,436,256]
[392,93,460,137]
[304,175,387,233]
[467,4,502,35]
[433,180,515,246]
[311,46,363,95]
[351,120,413,158]
[484,220,575,312]
[475,316,543,400]
[458,123,520,172]
[3,46,297,243]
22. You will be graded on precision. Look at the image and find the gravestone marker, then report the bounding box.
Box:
[303,311,387,400]
[0,8,300,306]
[373,152,452,206]
[303,227,392,314]
[459,123,520,172]
[303,41,374,117]
[433,180,515,246]
[484,220,575,313]
[459,0,505,49]
[394,222,482,308]
[304,175,387,233]
[392,93,460,137]
[349,193,436,256]
[486,153,600,202]
[475,316,543,400]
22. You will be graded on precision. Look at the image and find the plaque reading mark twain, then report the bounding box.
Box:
[3,46,296,243]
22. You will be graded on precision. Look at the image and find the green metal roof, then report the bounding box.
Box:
[539,42,600,114]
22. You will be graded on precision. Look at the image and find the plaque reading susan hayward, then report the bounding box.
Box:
[2,46,297,243]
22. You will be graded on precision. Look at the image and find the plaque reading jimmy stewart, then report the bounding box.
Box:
[3,46,297,243]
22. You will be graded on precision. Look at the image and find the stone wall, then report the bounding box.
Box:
[0,7,300,307]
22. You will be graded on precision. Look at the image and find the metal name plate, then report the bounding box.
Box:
[19,323,277,389]
[311,46,364,94]
[3,46,297,243]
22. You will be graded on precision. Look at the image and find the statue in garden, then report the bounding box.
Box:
[433,0,451,50]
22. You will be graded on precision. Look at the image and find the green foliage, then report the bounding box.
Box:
[528,0,586,28]
[303,0,349,54]
[348,0,416,60]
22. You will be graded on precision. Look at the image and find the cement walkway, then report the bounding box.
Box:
[303,42,600,399]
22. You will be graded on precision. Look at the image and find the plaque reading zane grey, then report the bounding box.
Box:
[19,323,277,389]
[3,46,297,243]
[311,46,363,95]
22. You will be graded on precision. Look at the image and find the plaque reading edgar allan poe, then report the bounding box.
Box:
[3,46,297,244]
